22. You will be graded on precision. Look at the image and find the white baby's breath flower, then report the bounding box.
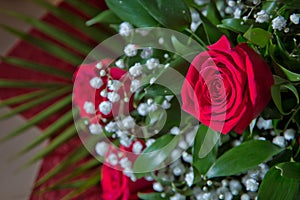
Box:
[241,194,251,200]
[83,101,95,114]
[115,59,125,69]
[99,69,106,77]
[162,100,171,109]
[284,129,296,140]
[121,116,136,129]
[255,10,269,23]
[137,103,149,116]
[107,92,120,103]
[153,182,163,192]
[124,44,137,57]
[119,157,132,169]
[95,141,108,156]
[170,126,180,135]
[170,193,185,200]
[130,79,141,92]
[272,136,286,147]
[89,124,103,135]
[182,151,192,163]
[245,178,259,192]
[229,179,242,195]
[119,22,133,37]
[146,138,156,147]
[146,58,159,70]
[185,171,194,186]
[108,80,122,91]
[100,89,107,97]
[132,141,143,154]
[233,8,241,18]
[290,13,300,24]
[272,16,287,30]
[129,63,143,77]
[89,77,103,89]
[99,101,112,115]
[95,62,103,69]
[140,47,153,59]
[106,153,118,165]
[256,117,273,130]
[149,77,156,85]
[105,121,118,132]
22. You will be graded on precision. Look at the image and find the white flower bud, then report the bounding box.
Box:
[129,63,143,77]
[170,126,180,135]
[256,117,273,130]
[272,136,286,147]
[107,92,120,103]
[124,44,137,57]
[106,153,118,165]
[290,13,299,24]
[89,77,103,89]
[153,182,163,192]
[122,116,136,129]
[89,124,103,135]
[95,141,108,157]
[245,178,259,192]
[132,141,143,154]
[115,59,125,69]
[83,101,95,114]
[284,129,295,140]
[146,58,159,70]
[137,103,149,116]
[185,171,194,186]
[108,80,122,91]
[119,22,133,37]
[272,16,287,31]
[99,101,112,115]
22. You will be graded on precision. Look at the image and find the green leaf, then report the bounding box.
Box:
[199,12,224,44]
[0,24,83,65]
[0,86,71,120]
[65,0,100,17]
[206,140,283,178]
[193,124,219,175]
[277,65,300,82]
[1,11,93,55]
[138,192,167,200]
[105,0,158,27]
[86,10,121,26]
[133,134,179,172]
[32,0,110,42]
[0,90,48,108]
[35,145,90,186]
[258,165,300,200]
[16,110,74,156]
[138,0,191,30]
[1,56,72,79]
[275,162,300,180]
[244,27,271,48]
[0,79,67,89]
[217,18,250,33]
[271,83,299,115]
[60,172,100,200]
[0,94,72,142]
[206,1,222,25]
[46,159,100,191]
[25,125,77,166]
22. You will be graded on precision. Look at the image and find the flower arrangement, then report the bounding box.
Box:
[1,0,300,200]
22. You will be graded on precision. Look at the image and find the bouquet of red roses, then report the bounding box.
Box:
[1,0,300,199]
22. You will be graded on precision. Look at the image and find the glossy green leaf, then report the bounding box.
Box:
[206,140,283,178]
[133,134,179,172]
[217,18,250,33]
[258,165,300,200]
[244,27,271,47]
[271,83,299,115]
[105,0,158,27]
[86,10,121,26]
[138,0,191,30]
[275,162,300,180]
[206,1,222,25]
[193,124,219,175]
[199,12,224,44]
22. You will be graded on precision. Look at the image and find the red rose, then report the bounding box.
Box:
[101,142,153,200]
[73,59,133,123]
[181,36,273,134]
